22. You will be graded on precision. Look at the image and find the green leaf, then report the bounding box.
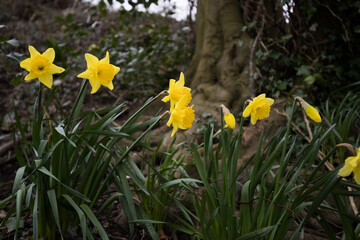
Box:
[55,125,76,147]
[63,195,87,240]
[236,226,276,240]
[7,39,20,47]
[80,204,109,240]
[47,190,64,240]
[38,167,90,202]
[5,217,24,232]
[304,75,315,85]
[12,166,26,194]
[296,65,310,76]
[159,178,203,189]
[14,188,25,239]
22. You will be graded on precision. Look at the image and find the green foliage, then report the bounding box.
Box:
[97,9,191,97]
[133,138,200,237]
[45,4,191,101]
[0,80,167,239]
[173,101,360,239]
[254,0,360,103]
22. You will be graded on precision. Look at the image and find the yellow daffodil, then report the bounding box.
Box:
[220,104,236,129]
[338,147,360,184]
[304,102,321,123]
[295,97,321,123]
[162,72,192,110]
[243,94,274,125]
[77,51,120,94]
[19,45,65,88]
[167,94,195,137]
[224,113,236,129]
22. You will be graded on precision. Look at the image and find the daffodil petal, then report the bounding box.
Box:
[42,48,55,63]
[264,98,274,106]
[178,72,185,86]
[253,94,266,101]
[20,58,32,71]
[38,74,53,88]
[305,104,321,123]
[171,122,179,137]
[224,113,236,129]
[113,65,120,75]
[243,105,252,117]
[105,81,114,90]
[354,170,360,184]
[169,79,175,89]
[99,51,110,65]
[28,45,40,58]
[24,72,38,81]
[48,64,65,74]
[338,163,353,177]
[250,115,258,125]
[90,80,101,94]
[85,53,99,69]
[177,94,189,109]
[162,96,170,103]
[77,69,94,79]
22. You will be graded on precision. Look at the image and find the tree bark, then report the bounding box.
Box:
[186,0,252,116]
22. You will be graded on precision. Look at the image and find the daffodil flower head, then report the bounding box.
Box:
[19,45,65,88]
[243,94,274,125]
[338,147,360,184]
[167,94,195,137]
[162,72,192,110]
[295,97,321,123]
[220,104,236,129]
[77,51,120,94]
[304,102,321,123]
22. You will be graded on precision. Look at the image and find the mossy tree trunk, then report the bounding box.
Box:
[186,0,252,116]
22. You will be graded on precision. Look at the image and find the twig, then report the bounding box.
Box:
[274,109,311,142]
[336,143,355,155]
[302,109,313,141]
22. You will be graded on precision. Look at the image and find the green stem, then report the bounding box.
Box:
[268,100,296,227]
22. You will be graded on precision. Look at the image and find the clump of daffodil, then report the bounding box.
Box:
[221,104,236,129]
[295,97,321,123]
[167,94,195,137]
[243,93,274,125]
[77,51,120,94]
[338,147,360,184]
[162,72,192,110]
[19,45,65,89]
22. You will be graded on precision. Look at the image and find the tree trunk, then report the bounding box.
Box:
[186,0,252,116]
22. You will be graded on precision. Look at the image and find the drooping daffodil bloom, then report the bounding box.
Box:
[295,97,321,123]
[338,147,360,184]
[19,46,65,89]
[304,101,321,123]
[77,51,120,94]
[167,94,195,137]
[221,104,236,129]
[243,94,274,125]
[162,72,192,110]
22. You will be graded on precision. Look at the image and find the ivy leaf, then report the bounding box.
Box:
[296,65,310,76]
[304,75,316,85]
